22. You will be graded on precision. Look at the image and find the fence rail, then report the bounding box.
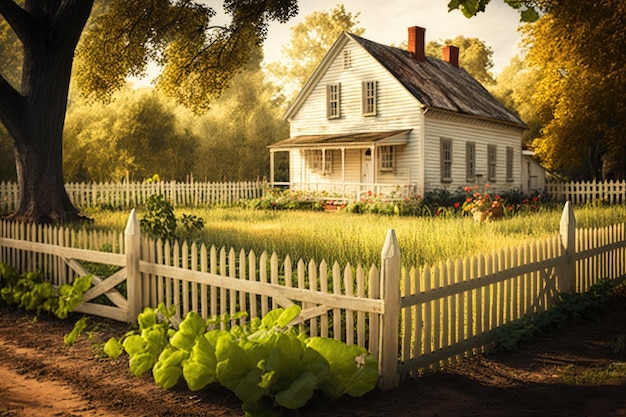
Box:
[0,180,266,212]
[1,203,625,390]
[545,179,626,204]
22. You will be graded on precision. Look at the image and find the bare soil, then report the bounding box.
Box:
[1,287,626,417]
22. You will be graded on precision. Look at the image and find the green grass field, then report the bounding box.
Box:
[86,204,626,268]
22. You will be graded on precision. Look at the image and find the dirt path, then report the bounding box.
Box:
[1,287,626,417]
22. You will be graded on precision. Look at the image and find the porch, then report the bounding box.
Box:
[268,129,419,201]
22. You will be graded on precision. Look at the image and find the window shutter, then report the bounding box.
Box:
[361,81,367,114]
[326,85,331,119]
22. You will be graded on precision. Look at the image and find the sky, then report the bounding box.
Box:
[262,1,525,75]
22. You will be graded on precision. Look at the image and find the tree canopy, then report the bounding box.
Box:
[448,0,543,21]
[527,0,626,180]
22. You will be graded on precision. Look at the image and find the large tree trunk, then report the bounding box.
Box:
[0,0,94,224]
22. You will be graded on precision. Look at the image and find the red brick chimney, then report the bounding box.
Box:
[442,45,459,67]
[408,26,425,62]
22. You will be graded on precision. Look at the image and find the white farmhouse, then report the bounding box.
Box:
[269,26,527,200]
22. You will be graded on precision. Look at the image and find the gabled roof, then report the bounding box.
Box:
[284,32,526,129]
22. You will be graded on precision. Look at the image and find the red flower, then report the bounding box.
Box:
[454,202,460,209]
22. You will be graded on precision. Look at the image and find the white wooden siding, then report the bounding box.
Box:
[423,111,522,194]
[522,154,546,194]
[288,39,424,190]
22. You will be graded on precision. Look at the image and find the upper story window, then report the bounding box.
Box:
[343,50,352,69]
[326,84,341,119]
[506,146,514,182]
[362,81,377,116]
[379,146,394,171]
[440,138,452,182]
[488,144,497,182]
[466,141,476,181]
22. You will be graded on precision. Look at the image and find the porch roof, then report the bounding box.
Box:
[268,129,412,150]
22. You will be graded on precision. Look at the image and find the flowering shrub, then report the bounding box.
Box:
[246,188,336,211]
[460,184,504,221]
[247,186,545,219]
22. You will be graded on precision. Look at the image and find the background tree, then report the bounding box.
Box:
[426,36,495,85]
[194,48,289,181]
[526,0,626,180]
[266,4,364,101]
[488,54,541,144]
[0,0,297,224]
[63,89,200,182]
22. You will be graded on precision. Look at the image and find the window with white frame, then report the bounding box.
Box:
[308,149,332,173]
[466,141,476,181]
[506,146,514,182]
[326,84,341,119]
[343,50,352,69]
[362,81,377,116]
[488,144,497,181]
[379,146,394,171]
[440,138,452,182]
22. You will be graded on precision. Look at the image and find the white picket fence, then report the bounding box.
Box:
[0,180,266,211]
[546,179,626,204]
[1,203,625,389]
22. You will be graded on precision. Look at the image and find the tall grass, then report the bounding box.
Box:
[86,204,626,269]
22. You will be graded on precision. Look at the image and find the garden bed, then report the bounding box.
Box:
[1,285,626,416]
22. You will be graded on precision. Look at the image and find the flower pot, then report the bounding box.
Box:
[472,210,487,223]
[490,203,504,219]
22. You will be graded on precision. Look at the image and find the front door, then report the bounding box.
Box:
[361,148,372,185]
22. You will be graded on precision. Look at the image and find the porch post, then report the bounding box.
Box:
[371,145,377,187]
[269,150,275,185]
[378,229,401,390]
[341,147,346,198]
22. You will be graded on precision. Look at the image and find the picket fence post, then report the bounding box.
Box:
[378,229,401,390]
[559,201,576,293]
[125,209,142,323]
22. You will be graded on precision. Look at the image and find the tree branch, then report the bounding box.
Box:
[0,72,24,142]
[0,0,29,42]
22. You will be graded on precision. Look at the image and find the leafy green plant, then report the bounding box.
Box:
[0,263,92,319]
[140,194,178,239]
[140,194,205,240]
[105,304,378,416]
[180,213,205,233]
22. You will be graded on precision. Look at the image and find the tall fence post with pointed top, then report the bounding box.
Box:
[125,209,142,323]
[379,229,401,390]
[559,201,576,293]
